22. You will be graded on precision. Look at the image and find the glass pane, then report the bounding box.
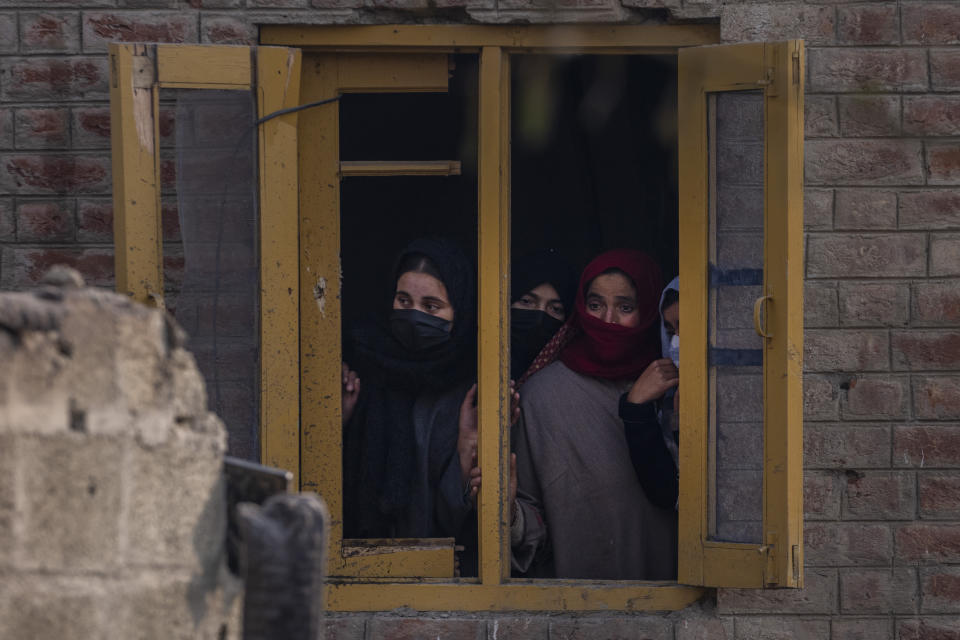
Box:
[708,90,764,544]
[162,89,260,461]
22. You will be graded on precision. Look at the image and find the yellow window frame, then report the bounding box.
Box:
[110,27,804,612]
[677,41,805,589]
[109,43,302,476]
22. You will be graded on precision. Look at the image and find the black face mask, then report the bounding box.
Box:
[389,309,452,352]
[510,308,563,377]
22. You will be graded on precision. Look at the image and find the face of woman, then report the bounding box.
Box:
[511,283,565,321]
[662,301,679,338]
[393,271,454,323]
[585,272,640,327]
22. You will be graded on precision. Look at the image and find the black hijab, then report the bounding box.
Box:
[510,249,577,380]
[343,237,476,538]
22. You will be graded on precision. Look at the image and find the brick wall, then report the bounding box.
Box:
[2,1,959,638]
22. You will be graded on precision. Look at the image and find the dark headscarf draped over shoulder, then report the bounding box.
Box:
[343,237,477,538]
[559,249,662,381]
[511,249,577,316]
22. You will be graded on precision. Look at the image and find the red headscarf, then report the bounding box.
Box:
[518,249,662,385]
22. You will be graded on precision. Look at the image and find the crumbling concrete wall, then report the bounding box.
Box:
[0,269,241,639]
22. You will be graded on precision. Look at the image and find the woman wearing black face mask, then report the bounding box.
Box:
[340,238,482,548]
[510,250,577,382]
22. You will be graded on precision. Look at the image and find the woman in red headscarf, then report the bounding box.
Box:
[510,249,680,579]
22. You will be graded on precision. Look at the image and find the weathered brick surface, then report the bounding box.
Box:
[897,524,960,564]
[834,189,897,230]
[842,375,908,420]
[838,281,908,326]
[0,154,111,195]
[807,233,926,278]
[919,472,960,519]
[832,618,893,640]
[912,281,960,326]
[550,617,672,639]
[913,376,960,419]
[718,569,837,614]
[0,13,15,55]
[805,424,891,469]
[19,12,81,54]
[804,281,838,327]
[720,4,835,45]
[838,95,901,137]
[13,108,69,149]
[804,188,834,230]
[840,567,919,614]
[899,190,960,229]
[806,140,924,186]
[843,471,916,520]
[82,11,198,52]
[201,13,259,45]
[0,246,113,289]
[805,96,838,138]
[930,234,960,276]
[0,57,108,101]
[804,373,840,421]
[897,617,960,639]
[15,200,75,242]
[836,4,900,46]
[892,331,960,371]
[0,199,14,242]
[895,426,960,468]
[0,108,12,150]
[805,470,842,520]
[804,329,889,372]
[903,2,960,45]
[366,618,485,640]
[805,522,892,567]
[904,97,960,136]
[732,617,829,640]
[926,143,960,185]
[808,49,928,93]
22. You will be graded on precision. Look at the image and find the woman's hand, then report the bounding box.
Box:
[342,362,361,426]
[464,453,518,512]
[627,358,679,405]
[458,384,479,485]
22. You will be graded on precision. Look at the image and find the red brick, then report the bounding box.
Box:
[838,282,908,327]
[912,281,960,326]
[837,4,899,45]
[806,95,838,138]
[0,13,14,55]
[19,12,80,53]
[832,618,892,640]
[248,0,307,6]
[13,108,69,149]
[311,0,364,6]
[835,189,897,229]
[1,155,110,195]
[15,200,75,242]
[0,108,11,149]
[804,329,889,372]
[717,568,837,614]
[898,617,960,640]
[807,233,926,278]
[0,57,108,101]
[806,140,924,186]
[842,375,909,420]
[904,3,960,45]
[927,143,960,185]
[843,471,915,520]
[200,15,257,45]
[893,331,960,371]
[804,374,840,421]
[805,188,834,230]
[720,4,835,45]
[914,376,960,420]
[921,583,960,625]
[674,615,732,640]
[932,49,960,92]
[931,234,960,276]
[365,618,484,640]
[0,246,113,289]
[481,617,548,640]
[0,199,13,241]
[895,426,960,468]
[838,95,901,137]
[82,12,198,53]
[900,190,960,229]
[805,281,838,327]
[919,472,960,519]
[71,107,109,149]
[805,522,892,566]
[904,97,960,137]
[897,524,960,564]
[805,471,841,520]
[76,199,112,243]
[805,424,891,469]
[549,617,672,640]
[808,49,928,93]
[732,617,829,640]
[324,616,366,640]
[840,567,918,614]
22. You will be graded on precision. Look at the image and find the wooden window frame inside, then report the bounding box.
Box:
[110,26,804,612]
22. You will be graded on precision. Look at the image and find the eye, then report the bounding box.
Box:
[587,301,602,312]
[548,302,565,319]
[396,294,411,307]
[425,302,440,312]
[619,304,635,314]
[518,295,535,307]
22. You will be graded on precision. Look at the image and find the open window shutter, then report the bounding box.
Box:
[677,40,804,589]
[110,43,302,478]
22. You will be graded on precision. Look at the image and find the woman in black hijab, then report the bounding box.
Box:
[510,249,577,382]
[341,237,479,542]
